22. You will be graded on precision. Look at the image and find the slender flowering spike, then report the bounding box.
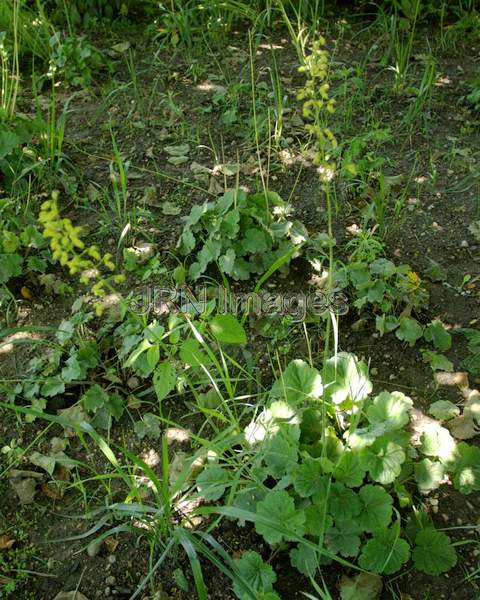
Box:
[297,36,337,186]
[39,192,123,313]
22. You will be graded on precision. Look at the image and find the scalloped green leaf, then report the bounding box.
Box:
[358,528,410,574]
[358,484,393,532]
[233,550,277,599]
[413,529,457,575]
[255,490,305,545]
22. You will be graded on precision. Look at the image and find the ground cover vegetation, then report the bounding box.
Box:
[0,1,480,599]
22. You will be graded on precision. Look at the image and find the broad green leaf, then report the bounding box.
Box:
[153,362,176,402]
[179,338,211,367]
[196,465,230,501]
[419,424,456,462]
[370,258,396,277]
[198,238,222,270]
[255,490,305,544]
[134,413,160,439]
[291,457,324,497]
[3,231,20,253]
[105,393,124,419]
[209,314,247,344]
[414,459,444,494]
[424,320,451,351]
[27,256,47,273]
[41,378,65,398]
[0,253,23,283]
[413,529,457,575]
[395,318,423,346]
[81,384,108,414]
[0,128,20,159]
[322,352,372,405]
[234,551,276,599]
[62,355,82,382]
[358,485,393,532]
[452,442,480,493]
[329,483,361,521]
[271,359,323,405]
[367,280,385,303]
[366,391,413,431]
[375,314,399,336]
[362,438,405,485]
[219,209,240,236]
[242,228,269,253]
[333,451,367,488]
[290,543,318,577]
[56,319,75,344]
[26,398,47,423]
[422,350,453,372]
[147,345,160,370]
[263,431,298,479]
[178,228,196,255]
[219,248,236,274]
[326,519,361,557]
[304,497,333,536]
[428,400,460,421]
[358,528,410,574]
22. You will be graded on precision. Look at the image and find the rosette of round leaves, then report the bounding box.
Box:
[176,189,305,282]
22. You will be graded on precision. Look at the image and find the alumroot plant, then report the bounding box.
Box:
[39,191,125,315]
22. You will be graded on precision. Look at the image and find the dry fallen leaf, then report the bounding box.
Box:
[42,482,64,500]
[339,572,383,600]
[0,535,15,550]
[448,413,478,439]
[208,176,224,195]
[53,592,90,600]
[104,536,120,553]
[9,476,38,504]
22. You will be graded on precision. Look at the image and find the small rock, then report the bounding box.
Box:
[461,240,469,248]
[107,555,117,565]
[87,538,103,558]
[53,592,90,600]
[389,374,396,381]
[105,576,116,586]
[370,367,378,376]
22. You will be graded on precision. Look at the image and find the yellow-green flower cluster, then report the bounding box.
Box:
[39,191,125,315]
[297,37,337,184]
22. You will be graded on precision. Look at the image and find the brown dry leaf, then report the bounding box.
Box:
[53,464,71,482]
[0,535,15,550]
[434,371,469,390]
[104,536,120,553]
[208,176,224,195]
[53,592,90,600]
[41,482,64,500]
[339,572,382,600]
[448,413,478,439]
[57,405,90,437]
[10,476,37,504]
[240,155,260,175]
